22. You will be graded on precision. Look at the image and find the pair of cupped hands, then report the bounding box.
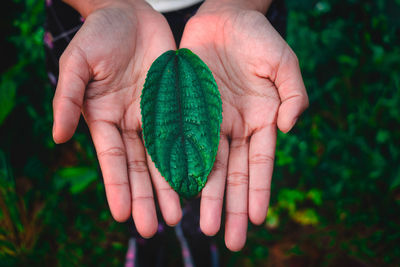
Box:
[52,0,308,251]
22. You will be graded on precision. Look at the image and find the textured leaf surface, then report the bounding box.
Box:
[141,48,222,198]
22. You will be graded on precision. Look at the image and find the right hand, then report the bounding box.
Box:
[52,0,182,238]
[180,1,308,250]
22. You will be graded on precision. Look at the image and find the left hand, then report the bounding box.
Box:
[52,0,182,237]
[180,1,308,251]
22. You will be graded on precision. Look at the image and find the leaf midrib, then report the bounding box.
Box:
[174,54,189,187]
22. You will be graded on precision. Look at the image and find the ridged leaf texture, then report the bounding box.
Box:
[141,48,222,198]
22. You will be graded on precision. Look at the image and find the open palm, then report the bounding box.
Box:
[52,2,182,237]
[180,6,309,251]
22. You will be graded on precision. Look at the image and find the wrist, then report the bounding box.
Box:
[63,0,149,18]
[199,0,273,14]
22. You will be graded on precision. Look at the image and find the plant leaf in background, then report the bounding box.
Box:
[54,167,98,194]
[0,149,20,230]
[0,70,17,126]
[1,0,399,265]
[141,48,222,198]
[0,150,42,261]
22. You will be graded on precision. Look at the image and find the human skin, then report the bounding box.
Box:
[180,0,309,251]
[53,0,308,251]
[53,0,182,238]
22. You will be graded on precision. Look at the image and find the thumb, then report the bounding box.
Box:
[275,49,309,133]
[52,46,90,143]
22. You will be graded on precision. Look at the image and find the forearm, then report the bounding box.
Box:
[62,0,148,18]
[201,0,273,14]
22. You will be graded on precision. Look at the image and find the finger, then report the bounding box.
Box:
[225,136,249,252]
[53,46,90,143]
[122,129,157,238]
[248,126,276,225]
[146,152,182,226]
[88,120,131,222]
[200,135,229,236]
[275,48,309,133]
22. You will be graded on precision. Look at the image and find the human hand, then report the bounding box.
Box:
[180,1,309,251]
[52,0,182,237]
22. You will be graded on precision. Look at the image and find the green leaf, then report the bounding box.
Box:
[0,70,17,126]
[0,150,22,233]
[307,189,323,206]
[54,167,98,194]
[292,208,319,226]
[141,49,222,198]
[376,129,390,144]
[278,189,306,214]
[265,207,280,229]
[390,168,400,190]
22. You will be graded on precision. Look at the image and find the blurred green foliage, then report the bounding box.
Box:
[0,0,399,266]
[0,1,127,266]
[226,0,400,266]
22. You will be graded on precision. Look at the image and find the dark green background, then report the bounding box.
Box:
[1,0,399,266]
